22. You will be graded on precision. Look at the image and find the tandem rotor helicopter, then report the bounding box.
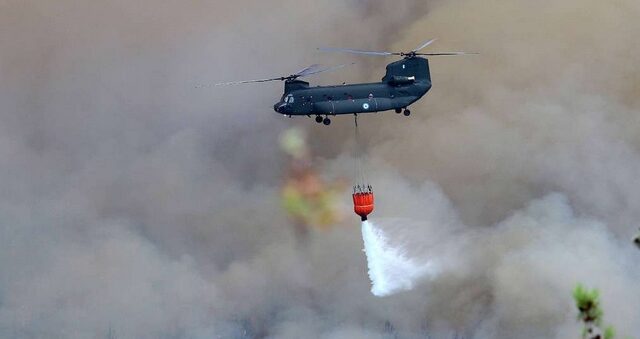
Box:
[211,39,476,125]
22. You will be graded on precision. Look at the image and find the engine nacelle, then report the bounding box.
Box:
[388,75,415,85]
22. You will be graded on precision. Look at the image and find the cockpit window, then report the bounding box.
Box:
[285,94,294,104]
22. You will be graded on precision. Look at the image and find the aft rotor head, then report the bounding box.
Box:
[319,38,477,59]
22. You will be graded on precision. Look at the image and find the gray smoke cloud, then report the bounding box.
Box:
[1,0,639,338]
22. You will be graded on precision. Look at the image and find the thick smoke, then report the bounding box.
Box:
[362,0,640,336]
[1,0,639,338]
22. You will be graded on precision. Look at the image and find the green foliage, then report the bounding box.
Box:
[573,284,604,327]
[604,325,615,339]
[573,283,617,339]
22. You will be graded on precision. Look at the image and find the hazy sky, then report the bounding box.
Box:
[1,0,639,338]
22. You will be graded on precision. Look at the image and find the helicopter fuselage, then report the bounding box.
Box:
[274,57,432,117]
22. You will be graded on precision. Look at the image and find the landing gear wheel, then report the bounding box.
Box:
[403,109,411,116]
[315,115,323,123]
[322,117,331,125]
[395,108,402,114]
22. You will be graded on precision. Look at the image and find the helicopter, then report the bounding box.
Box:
[212,39,475,125]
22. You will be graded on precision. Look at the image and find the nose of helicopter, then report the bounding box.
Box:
[274,102,287,113]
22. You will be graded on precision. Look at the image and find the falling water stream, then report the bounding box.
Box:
[361,220,439,297]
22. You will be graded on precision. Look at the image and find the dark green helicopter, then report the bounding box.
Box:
[214,39,474,125]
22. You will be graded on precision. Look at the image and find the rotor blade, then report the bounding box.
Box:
[415,52,479,56]
[297,62,355,77]
[318,47,396,56]
[294,64,323,76]
[412,38,437,52]
[198,62,356,88]
[197,77,283,87]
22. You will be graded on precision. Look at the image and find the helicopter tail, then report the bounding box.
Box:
[382,57,431,84]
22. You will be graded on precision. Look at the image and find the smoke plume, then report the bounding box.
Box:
[1,0,639,338]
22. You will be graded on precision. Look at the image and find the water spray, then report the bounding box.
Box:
[361,220,439,297]
[350,115,437,296]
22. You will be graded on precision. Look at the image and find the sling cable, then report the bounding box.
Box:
[352,114,374,221]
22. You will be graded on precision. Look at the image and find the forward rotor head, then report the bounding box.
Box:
[199,63,354,88]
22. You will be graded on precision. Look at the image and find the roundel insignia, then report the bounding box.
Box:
[362,103,370,110]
